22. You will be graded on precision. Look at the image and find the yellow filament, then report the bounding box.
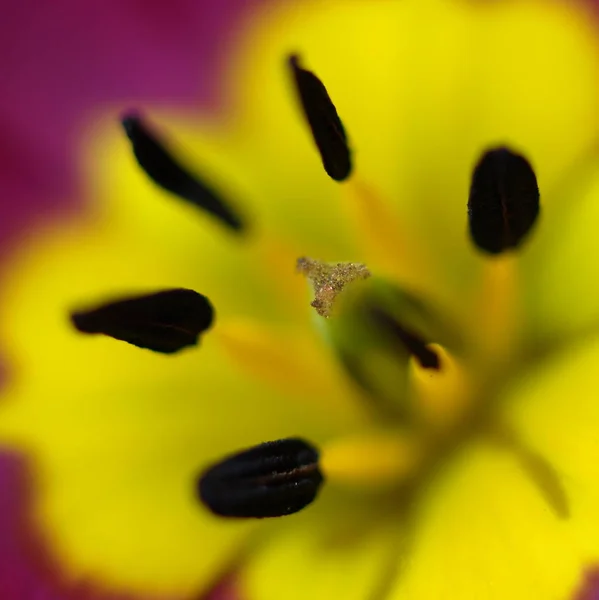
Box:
[409,344,472,433]
[252,236,309,315]
[321,430,423,487]
[215,319,356,413]
[342,178,432,291]
[473,254,520,364]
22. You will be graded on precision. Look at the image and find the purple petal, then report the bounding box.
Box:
[0,451,248,599]
[574,568,599,600]
[0,451,186,599]
[0,0,267,255]
[203,575,243,600]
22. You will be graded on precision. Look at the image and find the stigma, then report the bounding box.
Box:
[297,256,371,318]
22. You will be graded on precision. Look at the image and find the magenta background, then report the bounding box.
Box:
[1,0,599,599]
[0,0,265,252]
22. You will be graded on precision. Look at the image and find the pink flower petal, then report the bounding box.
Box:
[0,453,244,599]
[574,568,599,600]
[0,452,143,599]
[0,0,268,253]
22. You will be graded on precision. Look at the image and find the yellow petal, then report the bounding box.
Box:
[521,167,599,345]
[388,333,599,600]
[387,438,582,600]
[240,494,403,600]
[501,333,599,567]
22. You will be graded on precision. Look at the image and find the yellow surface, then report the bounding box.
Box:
[321,430,423,487]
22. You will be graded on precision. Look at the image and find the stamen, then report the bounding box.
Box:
[343,179,433,289]
[321,431,423,488]
[474,255,519,364]
[408,344,472,432]
[215,319,355,408]
[71,288,214,354]
[367,306,440,370]
[288,54,352,181]
[297,256,371,318]
[468,147,540,254]
[198,438,323,518]
[121,113,245,232]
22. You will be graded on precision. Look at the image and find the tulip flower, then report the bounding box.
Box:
[2,1,599,600]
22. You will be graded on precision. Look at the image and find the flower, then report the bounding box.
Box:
[1,0,599,599]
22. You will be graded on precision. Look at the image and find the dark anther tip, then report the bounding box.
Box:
[70,288,214,354]
[468,146,540,255]
[198,438,324,519]
[120,112,140,138]
[368,306,440,370]
[120,111,246,233]
[287,54,301,70]
[287,53,352,182]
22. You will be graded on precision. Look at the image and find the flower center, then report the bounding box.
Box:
[71,53,551,521]
[296,256,371,318]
